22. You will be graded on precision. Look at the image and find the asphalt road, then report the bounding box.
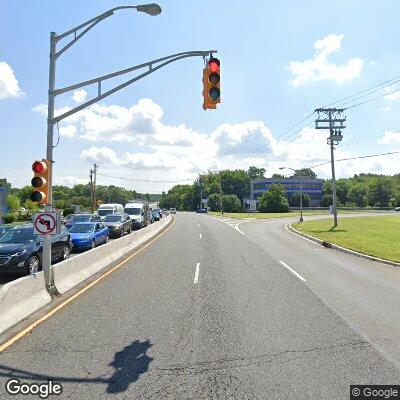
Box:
[0,213,398,399]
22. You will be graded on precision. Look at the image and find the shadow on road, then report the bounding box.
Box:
[0,339,153,394]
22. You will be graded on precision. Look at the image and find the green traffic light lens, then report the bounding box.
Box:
[209,87,220,100]
[30,191,43,202]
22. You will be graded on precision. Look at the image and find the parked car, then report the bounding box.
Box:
[0,225,13,238]
[151,209,160,221]
[65,214,101,230]
[395,207,400,211]
[0,224,72,275]
[196,208,208,214]
[169,208,177,214]
[153,208,163,218]
[124,202,147,229]
[68,222,109,251]
[103,213,132,238]
[98,203,124,220]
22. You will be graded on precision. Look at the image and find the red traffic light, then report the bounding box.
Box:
[32,161,47,174]
[208,58,220,73]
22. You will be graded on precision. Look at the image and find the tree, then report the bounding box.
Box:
[220,169,250,204]
[258,184,289,213]
[248,166,266,180]
[222,194,242,212]
[7,194,20,212]
[271,174,285,179]
[289,193,311,208]
[208,193,221,212]
[366,177,394,208]
[292,168,317,179]
[321,194,333,207]
[0,178,12,191]
[348,183,367,207]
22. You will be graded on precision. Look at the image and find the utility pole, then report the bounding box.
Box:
[315,108,346,227]
[93,164,98,211]
[219,175,224,215]
[89,168,94,213]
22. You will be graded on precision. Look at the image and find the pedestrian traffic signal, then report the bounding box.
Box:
[203,58,221,110]
[31,160,50,204]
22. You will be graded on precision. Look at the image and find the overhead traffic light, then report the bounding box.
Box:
[203,58,221,110]
[30,160,50,204]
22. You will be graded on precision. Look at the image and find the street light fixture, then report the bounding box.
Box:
[137,3,162,15]
[279,167,304,222]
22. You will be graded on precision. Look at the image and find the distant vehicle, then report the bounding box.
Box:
[124,202,147,229]
[69,222,109,251]
[0,224,72,275]
[151,209,160,221]
[103,213,132,237]
[395,207,400,211]
[196,208,208,214]
[147,210,154,224]
[65,214,101,230]
[97,204,124,219]
[153,208,163,218]
[170,208,177,214]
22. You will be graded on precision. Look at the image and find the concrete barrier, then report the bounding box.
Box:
[53,215,172,295]
[0,272,52,334]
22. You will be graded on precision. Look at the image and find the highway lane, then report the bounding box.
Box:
[231,213,400,369]
[0,213,398,399]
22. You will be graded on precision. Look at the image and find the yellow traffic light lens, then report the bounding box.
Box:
[209,73,220,85]
[31,176,46,188]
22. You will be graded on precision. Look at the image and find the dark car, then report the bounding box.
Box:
[196,208,208,214]
[65,214,101,230]
[69,222,109,251]
[103,213,132,238]
[0,224,72,276]
[151,209,160,221]
[153,208,163,218]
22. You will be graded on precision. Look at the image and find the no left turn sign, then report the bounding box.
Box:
[33,212,59,235]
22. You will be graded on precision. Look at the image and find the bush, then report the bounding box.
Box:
[289,193,311,208]
[208,193,221,212]
[258,184,289,213]
[3,213,17,223]
[321,194,333,207]
[222,194,242,213]
[63,208,75,216]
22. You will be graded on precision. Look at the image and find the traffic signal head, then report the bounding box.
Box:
[203,57,221,110]
[30,160,50,204]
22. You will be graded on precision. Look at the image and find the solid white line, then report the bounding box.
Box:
[194,263,200,284]
[197,223,200,228]
[200,233,202,239]
[284,223,324,248]
[279,260,307,282]
[233,224,245,235]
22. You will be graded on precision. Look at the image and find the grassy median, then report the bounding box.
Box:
[209,211,331,219]
[293,215,400,263]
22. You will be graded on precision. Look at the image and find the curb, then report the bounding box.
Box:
[287,223,400,268]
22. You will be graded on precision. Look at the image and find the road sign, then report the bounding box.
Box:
[33,212,60,235]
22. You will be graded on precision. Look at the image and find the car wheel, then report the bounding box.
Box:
[27,255,40,275]
[91,239,96,249]
[104,235,109,244]
[61,245,71,261]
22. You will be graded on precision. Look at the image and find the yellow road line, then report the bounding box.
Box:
[0,218,175,353]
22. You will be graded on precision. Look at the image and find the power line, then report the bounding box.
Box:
[96,172,195,183]
[309,150,400,169]
[345,87,400,110]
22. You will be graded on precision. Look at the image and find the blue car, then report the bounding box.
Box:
[68,222,109,251]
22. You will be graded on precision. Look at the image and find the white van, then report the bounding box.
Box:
[98,203,124,219]
[124,202,147,229]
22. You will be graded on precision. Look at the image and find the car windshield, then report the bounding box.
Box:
[151,210,159,215]
[70,215,91,223]
[0,228,36,243]
[98,209,113,217]
[125,208,141,216]
[69,224,94,233]
[104,215,123,222]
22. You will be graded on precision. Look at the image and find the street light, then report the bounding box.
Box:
[279,167,304,222]
[137,3,162,15]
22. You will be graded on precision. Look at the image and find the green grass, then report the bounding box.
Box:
[209,210,329,219]
[293,215,400,262]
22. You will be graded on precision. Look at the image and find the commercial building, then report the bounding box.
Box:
[246,177,324,209]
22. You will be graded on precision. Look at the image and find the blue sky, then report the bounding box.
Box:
[1,0,400,193]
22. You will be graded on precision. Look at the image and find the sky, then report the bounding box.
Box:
[1,0,400,193]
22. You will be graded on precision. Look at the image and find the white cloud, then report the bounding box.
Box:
[59,125,76,138]
[378,106,392,112]
[72,89,88,103]
[287,34,364,87]
[54,176,88,186]
[378,131,400,145]
[384,87,400,101]
[0,61,24,99]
